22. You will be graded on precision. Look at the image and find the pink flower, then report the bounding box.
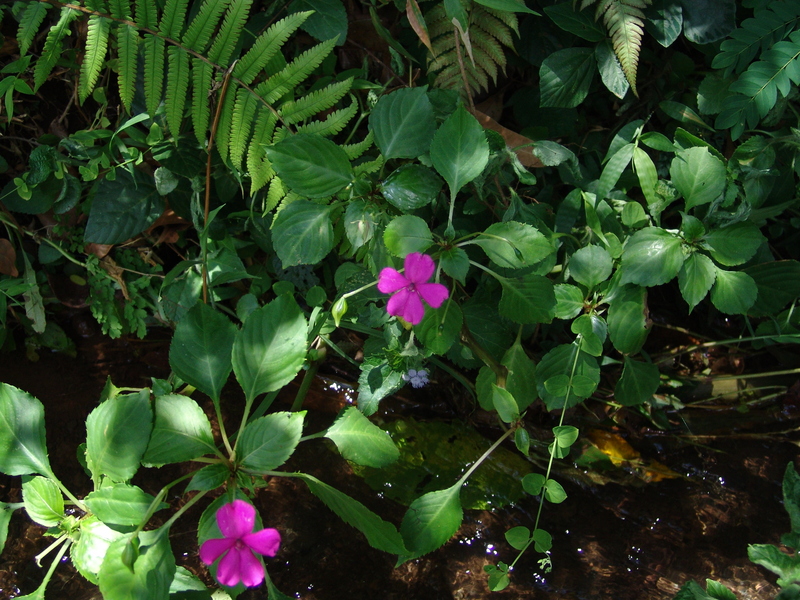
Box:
[199,500,281,588]
[377,253,449,325]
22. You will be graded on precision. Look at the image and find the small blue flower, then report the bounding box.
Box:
[403,368,429,389]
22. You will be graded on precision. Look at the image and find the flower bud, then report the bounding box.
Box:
[331,297,348,327]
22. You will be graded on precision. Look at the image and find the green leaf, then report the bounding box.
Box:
[266,134,353,198]
[670,147,726,210]
[544,2,605,42]
[608,284,650,354]
[571,315,603,357]
[544,478,567,503]
[86,390,153,483]
[554,284,584,319]
[416,302,462,355]
[783,463,800,536]
[84,483,164,526]
[746,261,800,317]
[297,473,408,555]
[272,200,335,266]
[473,0,537,13]
[474,221,553,269]
[539,48,595,108]
[633,146,660,210]
[678,252,716,312]
[399,483,463,561]
[142,394,218,467]
[98,527,176,600]
[84,170,165,244]
[357,361,405,416]
[169,302,235,403]
[569,245,613,288]
[22,476,63,527]
[645,0,682,47]
[72,516,127,585]
[383,215,433,257]
[710,268,758,315]
[381,164,443,212]
[232,295,308,402]
[522,473,546,496]
[492,385,519,423]
[0,383,52,477]
[325,407,399,468]
[430,104,489,199]
[615,357,660,406]
[705,579,737,600]
[596,40,630,99]
[703,222,765,266]
[748,543,800,588]
[532,528,552,552]
[553,425,579,449]
[681,0,735,44]
[596,142,635,202]
[370,87,436,159]
[505,526,531,550]
[498,274,556,324]
[503,341,538,411]
[238,411,305,473]
[185,463,229,493]
[659,100,714,131]
[292,0,347,44]
[0,503,13,555]
[536,343,599,410]
[620,227,685,286]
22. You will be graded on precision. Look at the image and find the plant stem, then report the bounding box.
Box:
[456,426,516,488]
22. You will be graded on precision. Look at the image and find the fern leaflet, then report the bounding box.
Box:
[207,0,253,65]
[233,11,311,84]
[295,98,358,137]
[135,0,156,29]
[166,45,190,135]
[191,58,214,146]
[17,2,49,56]
[182,0,230,52]
[279,78,353,125]
[116,23,138,111]
[80,12,111,103]
[34,7,79,91]
[230,88,260,168]
[159,0,190,40]
[143,34,166,118]
[257,39,338,105]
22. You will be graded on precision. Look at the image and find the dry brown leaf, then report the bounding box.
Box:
[0,239,19,276]
[469,108,544,169]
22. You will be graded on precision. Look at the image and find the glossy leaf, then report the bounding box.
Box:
[84,483,164,526]
[615,357,660,406]
[399,483,463,561]
[536,343,599,410]
[474,0,537,13]
[266,134,353,198]
[710,268,758,315]
[620,227,685,286]
[596,142,635,202]
[703,222,765,266]
[539,48,595,108]
[381,164,443,212]
[544,2,605,41]
[185,463,229,493]
[0,383,52,477]
[169,302,235,403]
[143,394,218,467]
[272,200,335,266]
[544,478,567,503]
[325,407,399,468]
[633,146,660,210]
[492,385,519,423]
[670,147,726,210]
[608,284,650,354]
[416,301,462,355]
[232,295,307,403]
[678,253,716,312]
[292,0,347,44]
[98,527,175,600]
[505,526,531,550]
[570,245,613,289]
[22,476,63,527]
[645,0,683,47]
[430,104,489,199]
[498,274,556,324]
[238,411,305,473]
[474,222,553,269]
[84,169,165,244]
[370,87,436,159]
[554,284,584,319]
[383,215,433,257]
[503,341,538,411]
[85,390,153,483]
[72,516,127,585]
[680,0,735,44]
[596,40,630,99]
[746,261,800,317]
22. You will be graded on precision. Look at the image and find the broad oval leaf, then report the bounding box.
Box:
[383,215,433,257]
[325,407,399,468]
[416,301,462,355]
[430,104,489,198]
[238,411,305,473]
[499,274,556,324]
[474,221,554,269]
[22,476,63,527]
[399,483,463,561]
[620,227,685,286]
[670,146,726,210]
[503,341,538,411]
[554,284,584,319]
[505,525,531,550]
[272,200,335,267]
[678,252,716,312]
[98,527,175,600]
[491,384,519,423]
[85,390,153,483]
[535,343,599,410]
[266,133,353,197]
[0,383,51,477]
[703,221,765,266]
[232,295,308,402]
[84,483,164,526]
[710,268,758,315]
[143,394,218,467]
[608,284,650,354]
[72,516,127,585]
[569,245,613,289]
[169,302,236,403]
[615,357,660,406]
[369,87,436,159]
[84,169,165,244]
[539,47,595,108]
[746,260,800,317]
[381,164,443,212]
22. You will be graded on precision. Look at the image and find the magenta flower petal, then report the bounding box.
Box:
[217,499,255,539]
[216,545,244,587]
[243,528,281,557]
[388,287,425,324]
[416,282,449,309]
[377,267,409,294]
[403,252,435,284]
[238,547,266,587]
[200,537,235,565]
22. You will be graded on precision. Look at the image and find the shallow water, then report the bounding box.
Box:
[0,315,796,599]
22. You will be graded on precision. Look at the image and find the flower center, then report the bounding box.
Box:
[407,282,416,293]
[234,539,246,550]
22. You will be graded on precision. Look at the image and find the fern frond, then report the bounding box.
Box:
[588,0,650,95]
[343,131,374,161]
[247,109,278,192]
[191,58,214,145]
[207,0,253,66]
[470,27,506,72]
[116,23,138,111]
[234,12,310,84]
[213,90,238,162]
[717,29,800,139]
[294,97,358,136]
[353,156,384,176]
[474,11,514,48]
[135,0,157,29]
[159,0,190,40]
[712,0,800,76]
[279,78,352,125]
[484,6,519,36]
[108,0,131,19]
[17,1,49,55]
[80,12,111,103]
[264,177,285,212]
[230,87,259,168]
[182,0,230,52]
[34,6,79,90]
[165,45,190,134]
[256,38,338,105]
[143,34,166,117]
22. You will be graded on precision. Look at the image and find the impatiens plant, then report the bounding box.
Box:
[377,252,450,325]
